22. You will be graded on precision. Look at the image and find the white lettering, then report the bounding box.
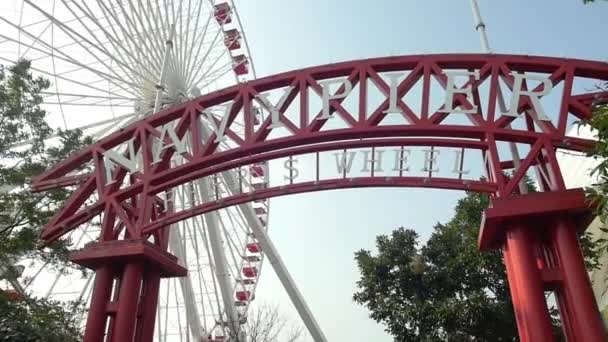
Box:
[392,148,412,172]
[318,78,352,120]
[202,102,233,143]
[333,151,357,174]
[361,150,385,173]
[452,149,470,176]
[283,157,300,181]
[440,70,480,114]
[422,148,440,174]
[383,73,403,114]
[503,72,552,121]
[256,86,295,128]
[152,125,187,164]
[103,139,138,185]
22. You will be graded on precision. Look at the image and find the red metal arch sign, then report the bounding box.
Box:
[33,54,608,243]
[33,53,608,342]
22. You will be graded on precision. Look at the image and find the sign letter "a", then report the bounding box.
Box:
[202,102,234,143]
[318,78,352,120]
[440,70,480,114]
[103,139,138,185]
[152,125,187,164]
[503,72,552,121]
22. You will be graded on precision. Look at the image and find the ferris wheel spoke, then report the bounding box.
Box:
[123,0,167,64]
[136,0,166,56]
[217,217,243,283]
[185,16,224,88]
[183,7,214,89]
[183,1,208,88]
[101,0,163,73]
[18,20,53,58]
[0,21,143,96]
[169,227,204,340]
[172,277,185,342]
[24,1,152,92]
[195,60,235,93]
[68,0,162,86]
[191,218,221,324]
[0,55,139,99]
[41,91,136,102]
[77,271,94,303]
[70,1,158,85]
[59,0,156,87]
[4,0,261,339]
[183,220,210,333]
[197,217,229,338]
[222,208,248,252]
[178,0,197,85]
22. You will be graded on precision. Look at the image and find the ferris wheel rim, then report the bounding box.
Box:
[2,1,271,340]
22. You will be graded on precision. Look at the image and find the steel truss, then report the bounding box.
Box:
[33,54,608,341]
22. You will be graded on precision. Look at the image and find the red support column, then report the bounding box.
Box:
[479,189,606,342]
[552,218,606,342]
[502,247,525,335]
[84,266,114,342]
[135,272,162,342]
[503,225,554,342]
[555,286,580,341]
[112,262,144,342]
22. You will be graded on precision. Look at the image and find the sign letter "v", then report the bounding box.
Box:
[202,102,234,143]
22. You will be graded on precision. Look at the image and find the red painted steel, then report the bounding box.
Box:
[31,54,608,341]
[83,266,114,342]
[553,219,606,341]
[504,225,554,342]
[480,190,606,341]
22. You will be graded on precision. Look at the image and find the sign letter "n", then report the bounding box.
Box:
[103,139,138,185]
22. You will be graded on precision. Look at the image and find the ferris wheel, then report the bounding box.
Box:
[0,1,271,340]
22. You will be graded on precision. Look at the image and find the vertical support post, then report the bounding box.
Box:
[552,219,606,341]
[112,262,144,341]
[554,286,579,341]
[135,272,162,342]
[83,266,113,342]
[503,225,554,342]
[501,248,525,335]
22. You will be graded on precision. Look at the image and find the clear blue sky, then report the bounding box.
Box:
[236,1,608,341]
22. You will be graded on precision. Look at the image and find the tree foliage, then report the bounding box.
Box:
[0,292,84,342]
[244,304,304,342]
[0,60,91,341]
[354,190,600,341]
[581,79,608,256]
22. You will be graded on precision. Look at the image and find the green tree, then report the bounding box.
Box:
[0,60,92,341]
[354,190,600,341]
[581,78,608,255]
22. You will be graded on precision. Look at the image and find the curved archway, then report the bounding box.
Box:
[33,54,608,341]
